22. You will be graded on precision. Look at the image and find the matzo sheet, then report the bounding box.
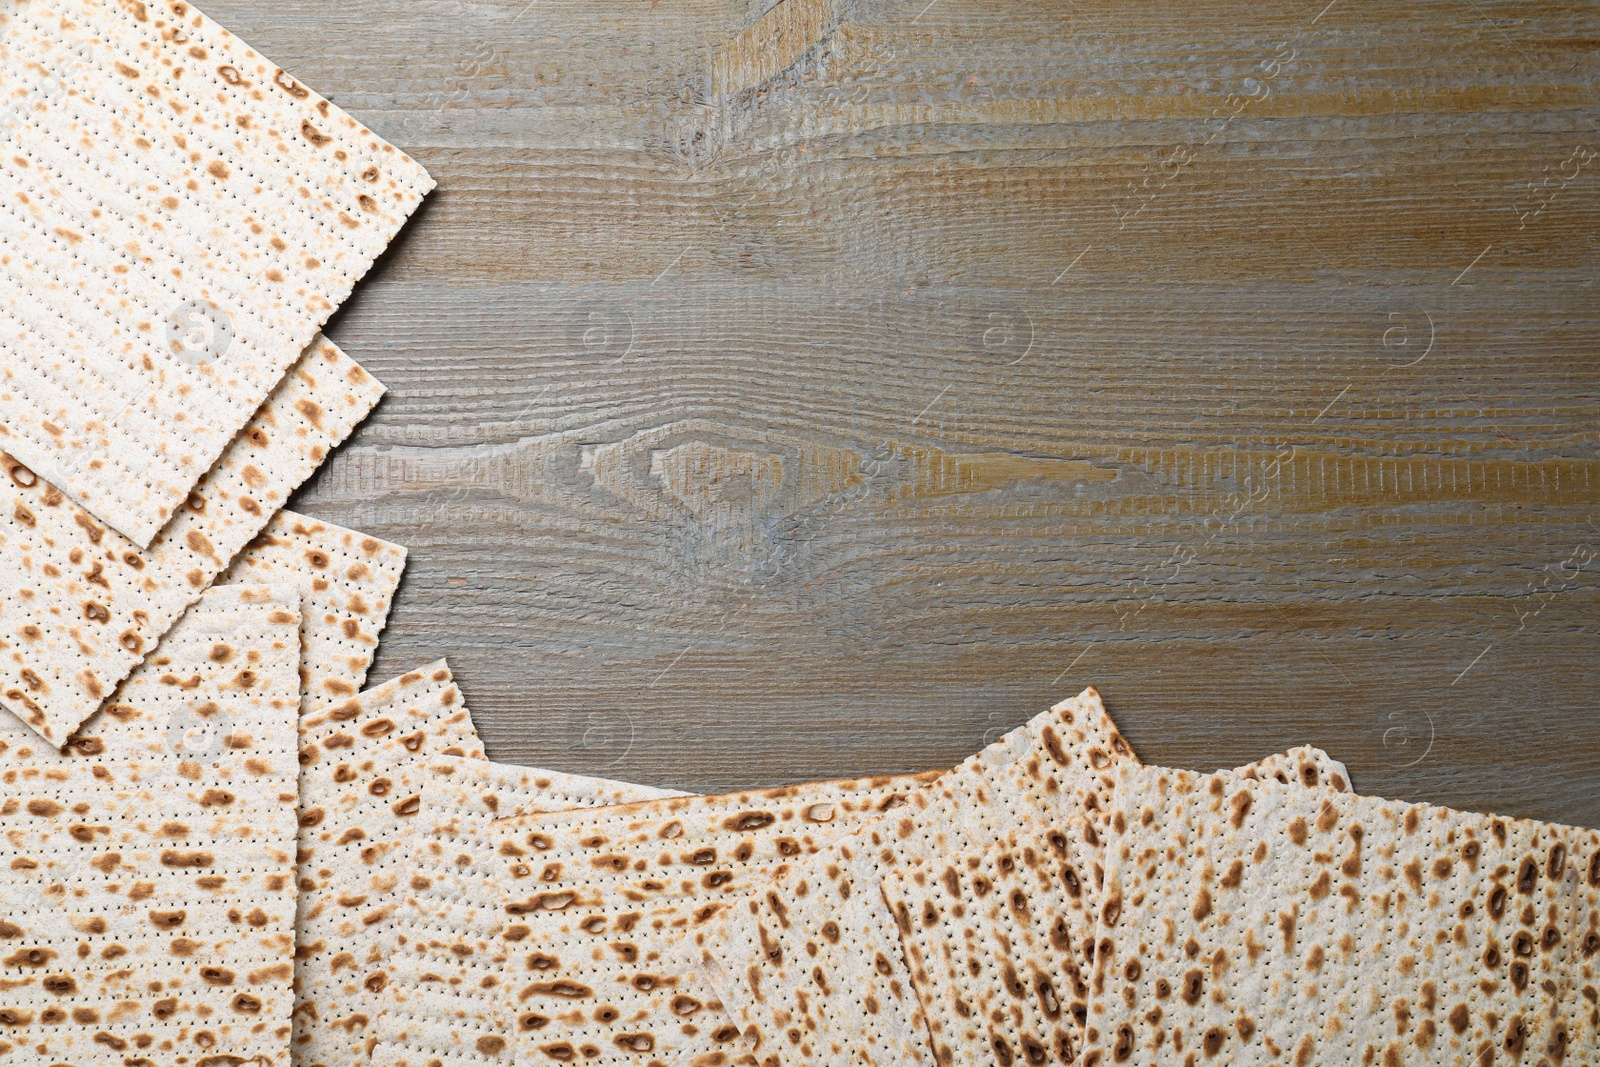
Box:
[892,827,1086,1067]
[0,583,301,1064]
[488,772,945,1067]
[882,748,1352,1067]
[686,689,1137,1067]
[293,662,485,1067]
[0,336,383,746]
[368,757,689,1067]
[216,509,410,1062]
[1082,766,1600,1066]
[218,510,407,713]
[0,0,431,545]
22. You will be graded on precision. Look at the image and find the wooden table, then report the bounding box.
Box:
[213,0,1598,826]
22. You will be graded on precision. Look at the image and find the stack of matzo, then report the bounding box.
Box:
[0,0,431,547]
[0,2,436,1063]
[446,694,1587,1067]
[2,4,1597,1067]
[0,584,302,1064]
[1084,767,1599,1066]
[1,338,383,745]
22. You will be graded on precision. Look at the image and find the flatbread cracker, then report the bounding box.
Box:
[891,826,1087,1067]
[298,751,501,1067]
[293,662,485,1067]
[0,0,431,544]
[0,336,384,745]
[368,757,689,1067]
[687,689,1136,1067]
[218,510,407,712]
[489,772,945,1067]
[882,748,1352,1067]
[217,505,414,1059]
[0,583,301,1064]
[1083,765,1600,1066]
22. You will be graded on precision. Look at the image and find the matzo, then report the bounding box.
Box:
[216,506,413,1037]
[881,747,1352,1067]
[217,510,407,712]
[686,689,1137,1067]
[216,507,412,1060]
[488,772,945,1067]
[891,827,1087,1067]
[0,336,384,745]
[1082,766,1600,1066]
[0,0,431,545]
[368,757,689,1067]
[296,751,495,1067]
[5,510,409,1065]
[293,662,486,1067]
[0,583,301,1064]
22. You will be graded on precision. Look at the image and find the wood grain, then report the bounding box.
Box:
[199,0,1598,825]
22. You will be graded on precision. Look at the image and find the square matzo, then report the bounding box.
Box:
[217,509,408,713]
[293,662,486,1067]
[369,757,689,1067]
[881,747,1352,1067]
[687,689,1138,1067]
[489,772,945,1066]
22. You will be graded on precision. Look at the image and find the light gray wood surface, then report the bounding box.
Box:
[208,0,1598,825]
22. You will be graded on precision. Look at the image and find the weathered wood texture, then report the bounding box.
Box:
[207,0,1598,824]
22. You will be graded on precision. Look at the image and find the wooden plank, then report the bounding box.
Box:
[180,0,1600,826]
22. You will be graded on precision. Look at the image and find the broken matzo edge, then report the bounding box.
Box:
[1081,765,1599,1066]
[0,336,384,746]
[0,0,431,544]
[0,583,302,1064]
[488,771,946,1066]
